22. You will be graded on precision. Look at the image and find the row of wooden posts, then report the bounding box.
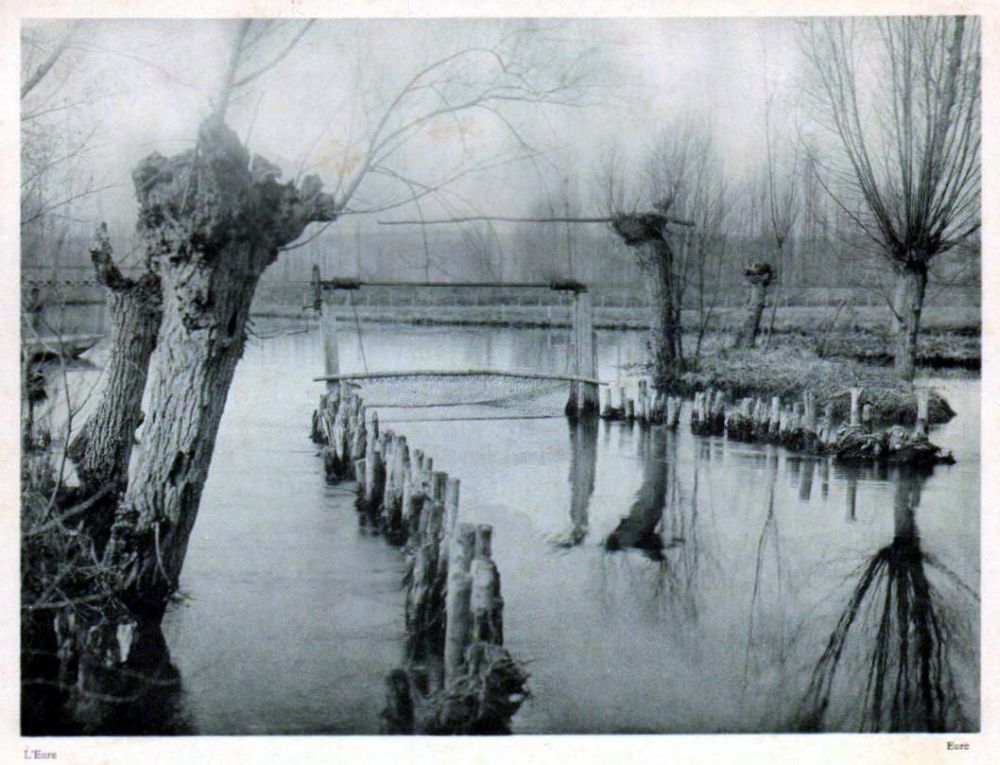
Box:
[311,387,527,733]
[595,378,683,428]
[587,378,950,466]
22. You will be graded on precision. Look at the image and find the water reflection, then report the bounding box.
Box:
[797,466,977,732]
[23,621,191,736]
[38,324,974,734]
[600,427,707,626]
[604,427,672,560]
[553,418,598,548]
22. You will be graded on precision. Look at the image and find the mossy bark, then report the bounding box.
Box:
[68,227,161,500]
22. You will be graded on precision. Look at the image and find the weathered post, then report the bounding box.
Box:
[575,288,599,416]
[849,387,862,426]
[314,265,339,393]
[915,388,930,437]
[443,523,476,684]
[861,403,873,433]
[471,525,502,645]
[803,391,817,433]
[364,412,380,507]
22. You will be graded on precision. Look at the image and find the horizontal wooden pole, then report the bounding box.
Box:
[376,215,696,227]
[318,277,586,291]
[314,368,609,386]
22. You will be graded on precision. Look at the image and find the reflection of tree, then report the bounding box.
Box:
[553,417,598,548]
[23,620,190,734]
[601,427,704,625]
[604,426,668,560]
[741,460,790,710]
[797,467,977,732]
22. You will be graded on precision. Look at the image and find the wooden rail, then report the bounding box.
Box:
[314,368,609,386]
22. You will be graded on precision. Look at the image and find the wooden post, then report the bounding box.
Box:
[474,524,493,559]
[439,478,461,570]
[861,403,873,432]
[471,524,502,645]
[444,479,461,541]
[803,391,817,432]
[849,387,862,426]
[915,388,929,436]
[321,298,339,393]
[431,471,448,503]
[575,289,599,416]
[364,413,379,505]
[444,524,476,683]
[471,556,502,645]
[601,387,614,418]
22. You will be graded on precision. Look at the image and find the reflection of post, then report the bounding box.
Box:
[820,457,830,500]
[798,459,816,502]
[846,475,857,522]
[565,417,598,546]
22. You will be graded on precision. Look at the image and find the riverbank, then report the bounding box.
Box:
[661,346,956,425]
[249,300,981,369]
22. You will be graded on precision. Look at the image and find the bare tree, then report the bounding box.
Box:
[599,121,731,384]
[100,20,592,619]
[803,17,981,380]
[757,43,800,349]
[644,124,734,366]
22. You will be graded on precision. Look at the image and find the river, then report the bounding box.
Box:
[48,321,980,734]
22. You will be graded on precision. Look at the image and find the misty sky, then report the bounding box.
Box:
[23,17,809,239]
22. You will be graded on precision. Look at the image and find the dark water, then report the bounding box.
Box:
[52,321,979,734]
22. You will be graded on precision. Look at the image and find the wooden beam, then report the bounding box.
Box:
[314,368,609,386]
[377,214,695,227]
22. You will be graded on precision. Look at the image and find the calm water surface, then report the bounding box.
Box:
[56,321,980,734]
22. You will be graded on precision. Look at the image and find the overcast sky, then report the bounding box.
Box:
[23,17,809,238]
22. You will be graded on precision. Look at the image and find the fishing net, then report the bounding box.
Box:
[333,371,577,421]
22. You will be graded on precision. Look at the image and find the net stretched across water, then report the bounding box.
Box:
[324,369,589,421]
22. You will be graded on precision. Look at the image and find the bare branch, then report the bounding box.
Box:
[21,22,79,100]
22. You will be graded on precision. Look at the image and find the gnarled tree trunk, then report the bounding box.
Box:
[735,261,774,348]
[647,239,683,384]
[107,119,338,619]
[891,263,928,382]
[68,225,161,500]
[610,209,685,388]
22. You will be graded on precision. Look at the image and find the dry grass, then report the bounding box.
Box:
[667,346,955,425]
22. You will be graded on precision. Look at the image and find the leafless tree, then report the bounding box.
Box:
[94,20,593,622]
[644,124,734,366]
[802,17,981,380]
[598,120,732,382]
[757,41,801,349]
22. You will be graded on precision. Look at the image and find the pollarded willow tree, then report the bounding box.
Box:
[91,19,592,620]
[803,17,980,381]
[601,120,731,384]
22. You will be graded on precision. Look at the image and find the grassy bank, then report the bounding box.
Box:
[661,346,956,425]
